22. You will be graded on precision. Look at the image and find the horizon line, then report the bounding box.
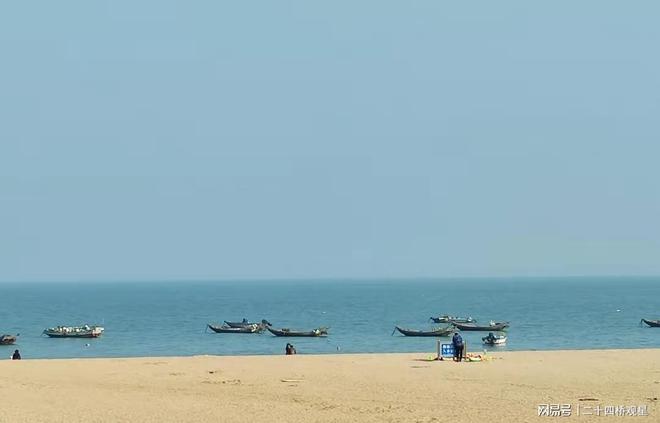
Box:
[1,274,659,284]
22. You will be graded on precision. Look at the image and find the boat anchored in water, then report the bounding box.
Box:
[207,323,264,334]
[1,334,18,345]
[452,321,509,331]
[43,325,104,338]
[429,315,475,324]
[641,318,660,328]
[224,319,272,329]
[266,327,328,337]
[394,326,453,337]
[482,332,507,345]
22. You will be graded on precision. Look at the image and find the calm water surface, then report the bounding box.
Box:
[0,278,658,359]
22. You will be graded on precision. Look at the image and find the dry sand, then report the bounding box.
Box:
[0,349,658,422]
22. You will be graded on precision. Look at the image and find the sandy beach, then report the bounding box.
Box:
[1,349,657,422]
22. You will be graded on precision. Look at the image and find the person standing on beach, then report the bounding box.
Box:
[452,332,463,362]
[11,350,21,360]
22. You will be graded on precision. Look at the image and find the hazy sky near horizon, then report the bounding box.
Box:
[2,1,660,282]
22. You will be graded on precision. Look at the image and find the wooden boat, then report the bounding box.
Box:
[452,321,509,331]
[429,315,476,324]
[266,327,328,337]
[394,326,453,337]
[482,332,507,345]
[641,319,660,328]
[43,325,104,338]
[0,334,17,345]
[207,324,262,334]
[225,319,272,328]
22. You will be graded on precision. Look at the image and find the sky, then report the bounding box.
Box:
[1,1,659,282]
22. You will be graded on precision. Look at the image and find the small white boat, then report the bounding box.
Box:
[482,332,507,345]
[43,325,104,338]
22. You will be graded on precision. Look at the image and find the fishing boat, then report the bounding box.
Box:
[482,332,507,345]
[266,327,328,337]
[207,324,262,334]
[394,326,453,337]
[225,319,272,328]
[43,325,104,338]
[452,321,509,331]
[0,334,17,345]
[641,319,660,328]
[429,315,476,324]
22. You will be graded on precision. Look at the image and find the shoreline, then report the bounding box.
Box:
[4,345,660,362]
[2,349,658,422]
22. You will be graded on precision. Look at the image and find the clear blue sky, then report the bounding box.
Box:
[2,1,659,282]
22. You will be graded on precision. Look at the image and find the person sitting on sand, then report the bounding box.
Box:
[452,332,463,362]
[12,349,21,360]
[285,343,297,355]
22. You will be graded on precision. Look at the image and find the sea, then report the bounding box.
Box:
[1,277,659,359]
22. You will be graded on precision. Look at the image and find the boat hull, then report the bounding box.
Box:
[453,322,509,331]
[267,327,327,337]
[430,316,475,324]
[641,319,660,328]
[43,326,104,338]
[395,326,452,337]
[0,335,17,345]
[208,324,260,334]
[225,320,272,328]
[482,337,507,345]
[43,332,102,338]
[225,321,257,328]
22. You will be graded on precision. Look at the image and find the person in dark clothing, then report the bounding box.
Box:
[452,332,464,362]
[12,349,21,360]
[285,343,297,355]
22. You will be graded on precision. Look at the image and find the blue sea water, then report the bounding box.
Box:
[1,277,659,359]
